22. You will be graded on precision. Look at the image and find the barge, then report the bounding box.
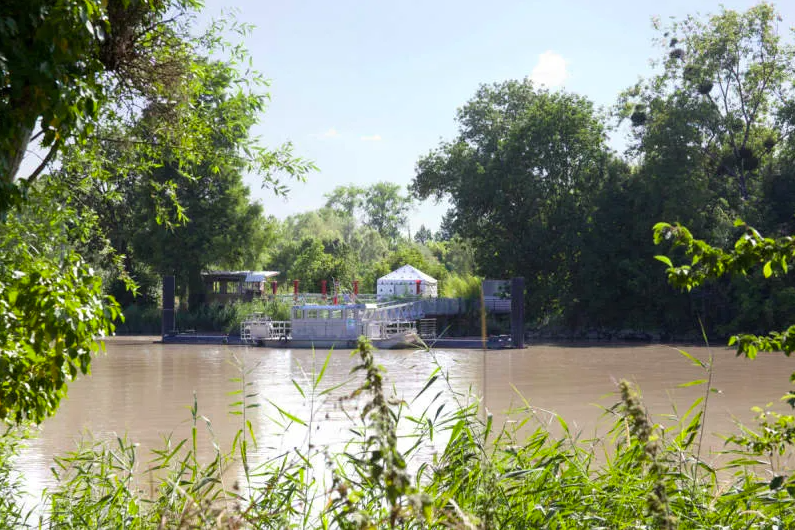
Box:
[241,300,423,349]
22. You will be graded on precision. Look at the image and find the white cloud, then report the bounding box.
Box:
[530,51,569,88]
[360,134,382,142]
[312,128,340,139]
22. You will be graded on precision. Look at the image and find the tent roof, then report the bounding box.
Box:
[377,264,437,283]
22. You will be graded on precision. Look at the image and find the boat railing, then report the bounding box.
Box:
[241,314,291,343]
[268,320,291,339]
[370,319,417,339]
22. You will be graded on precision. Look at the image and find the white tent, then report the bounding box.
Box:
[377,265,438,300]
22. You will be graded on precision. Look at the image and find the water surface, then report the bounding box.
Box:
[17,337,792,496]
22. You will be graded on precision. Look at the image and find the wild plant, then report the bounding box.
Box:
[0,424,31,528]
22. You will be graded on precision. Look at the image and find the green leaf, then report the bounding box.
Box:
[654,255,673,268]
[678,379,708,388]
[763,261,773,278]
[677,348,706,368]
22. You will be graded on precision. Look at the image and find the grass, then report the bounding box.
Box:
[3,339,795,528]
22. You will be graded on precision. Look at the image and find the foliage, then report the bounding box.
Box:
[440,273,482,299]
[413,224,433,244]
[322,182,413,245]
[0,188,120,424]
[0,0,201,210]
[620,3,795,209]
[412,79,614,316]
[363,182,413,243]
[324,184,365,216]
[170,299,291,335]
[0,426,30,528]
[58,50,308,307]
[654,220,795,360]
[115,304,162,335]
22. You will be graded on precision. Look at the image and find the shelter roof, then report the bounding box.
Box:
[202,270,279,282]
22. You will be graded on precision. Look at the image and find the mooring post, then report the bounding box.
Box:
[510,277,525,348]
[162,276,175,338]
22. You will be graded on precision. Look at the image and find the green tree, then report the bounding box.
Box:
[412,80,612,317]
[414,224,433,244]
[620,3,795,220]
[287,237,336,292]
[608,3,795,335]
[124,60,279,307]
[363,182,413,243]
[324,185,365,216]
[0,10,314,423]
[0,0,202,211]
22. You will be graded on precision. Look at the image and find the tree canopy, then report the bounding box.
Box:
[412,80,614,313]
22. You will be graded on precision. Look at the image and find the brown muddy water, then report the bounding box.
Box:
[16,336,795,498]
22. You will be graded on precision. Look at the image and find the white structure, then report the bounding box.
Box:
[377,265,438,300]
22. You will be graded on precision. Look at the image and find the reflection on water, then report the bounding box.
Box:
[17,337,793,497]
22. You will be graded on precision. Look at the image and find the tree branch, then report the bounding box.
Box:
[22,143,58,185]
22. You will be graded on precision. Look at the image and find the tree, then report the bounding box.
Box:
[284,236,358,293]
[0,0,201,211]
[605,3,795,335]
[412,80,612,316]
[0,9,314,423]
[363,182,413,243]
[414,224,433,244]
[324,185,365,217]
[620,4,795,219]
[116,60,283,306]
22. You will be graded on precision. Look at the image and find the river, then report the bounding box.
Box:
[16,336,794,499]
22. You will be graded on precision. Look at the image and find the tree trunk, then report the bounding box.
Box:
[187,268,205,310]
[2,121,33,184]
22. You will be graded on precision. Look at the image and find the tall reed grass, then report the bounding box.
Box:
[3,340,795,528]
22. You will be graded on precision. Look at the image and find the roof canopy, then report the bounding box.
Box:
[202,270,279,282]
[377,264,437,283]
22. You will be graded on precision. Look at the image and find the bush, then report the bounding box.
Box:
[117,304,162,335]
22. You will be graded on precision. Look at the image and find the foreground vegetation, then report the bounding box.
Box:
[2,339,795,529]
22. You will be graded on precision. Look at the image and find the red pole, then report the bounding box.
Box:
[293,279,299,301]
[416,279,421,295]
[271,281,278,295]
[353,280,359,295]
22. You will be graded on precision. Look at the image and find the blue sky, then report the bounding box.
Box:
[199,0,795,233]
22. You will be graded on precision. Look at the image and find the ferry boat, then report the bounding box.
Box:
[241,300,423,349]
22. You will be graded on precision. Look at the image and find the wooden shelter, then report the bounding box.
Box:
[202,270,279,304]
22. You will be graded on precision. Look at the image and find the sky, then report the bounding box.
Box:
[197,0,795,233]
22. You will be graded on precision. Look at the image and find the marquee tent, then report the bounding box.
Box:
[376,265,438,300]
